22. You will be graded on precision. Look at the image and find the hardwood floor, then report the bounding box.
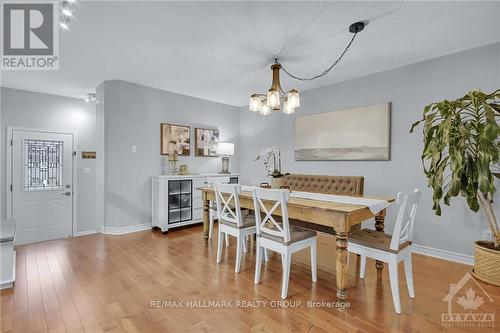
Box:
[1,225,498,333]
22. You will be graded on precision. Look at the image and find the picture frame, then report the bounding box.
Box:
[160,123,190,156]
[294,103,391,161]
[195,128,219,157]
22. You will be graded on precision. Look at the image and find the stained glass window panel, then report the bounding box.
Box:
[24,140,63,190]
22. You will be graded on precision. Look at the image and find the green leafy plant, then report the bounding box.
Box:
[410,90,500,250]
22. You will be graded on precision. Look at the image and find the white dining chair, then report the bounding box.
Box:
[347,189,421,314]
[252,187,317,299]
[206,176,230,246]
[215,183,258,273]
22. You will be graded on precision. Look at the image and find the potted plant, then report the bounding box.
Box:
[411,89,500,285]
[255,147,289,187]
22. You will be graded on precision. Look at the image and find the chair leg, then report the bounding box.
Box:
[225,233,230,247]
[281,252,292,299]
[264,248,269,262]
[281,254,285,270]
[235,236,242,273]
[311,240,317,283]
[388,260,401,314]
[216,229,223,264]
[403,255,415,298]
[254,245,263,284]
[360,255,367,279]
[209,209,214,240]
[243,235,248,253]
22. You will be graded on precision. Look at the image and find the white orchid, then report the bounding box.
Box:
[255,147,287,178]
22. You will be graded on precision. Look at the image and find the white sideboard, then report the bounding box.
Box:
[151,173,239,233]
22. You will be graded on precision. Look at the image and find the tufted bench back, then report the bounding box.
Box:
[273,174,364,196]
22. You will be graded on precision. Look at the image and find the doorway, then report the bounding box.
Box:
[7,129,75,245]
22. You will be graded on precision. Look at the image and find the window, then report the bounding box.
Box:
[24,139,63,190]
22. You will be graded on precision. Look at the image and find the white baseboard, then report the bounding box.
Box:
[413,243,474,266]
[101,223,151,235]
[74,230,98,237]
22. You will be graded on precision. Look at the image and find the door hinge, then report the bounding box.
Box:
[10,139,13,146]
[73,151,77,156]
[10,184,12,192]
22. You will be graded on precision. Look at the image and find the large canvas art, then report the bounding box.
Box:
[160,123,190,156]
[294,103,391,160]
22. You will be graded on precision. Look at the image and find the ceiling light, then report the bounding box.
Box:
[249,21,365,116]
[85,93,97,103]
[60,22,69,30]
[62,9,72,17]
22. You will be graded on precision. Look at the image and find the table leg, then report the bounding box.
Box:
[375,213,386,272]
[203,197,210,239]
[336,231,348,299]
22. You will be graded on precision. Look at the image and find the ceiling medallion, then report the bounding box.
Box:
[249,21,366,116]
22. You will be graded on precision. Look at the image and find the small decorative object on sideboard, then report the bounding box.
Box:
[411,89,500,286]
[178,164,189,175]
[218,142,234,174]
[255,146,289,178]
[167,152,179,175]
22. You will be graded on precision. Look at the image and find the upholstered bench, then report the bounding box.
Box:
[0,219,16,290]
[272,174,365,234]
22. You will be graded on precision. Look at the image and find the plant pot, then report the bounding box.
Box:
[471,241,500,286]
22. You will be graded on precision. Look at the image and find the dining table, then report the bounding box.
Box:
[198,185,395,300]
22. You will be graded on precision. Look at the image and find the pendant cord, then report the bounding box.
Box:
[278,32,358,82]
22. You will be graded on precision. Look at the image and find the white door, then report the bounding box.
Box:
[11,130,74,244]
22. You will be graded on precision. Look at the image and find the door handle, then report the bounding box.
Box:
[61,192,71,196]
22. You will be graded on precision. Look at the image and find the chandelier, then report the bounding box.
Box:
[249,21,365,116]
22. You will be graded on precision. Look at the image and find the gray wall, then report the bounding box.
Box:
[0,87,99,233]
[239,43,500,256]
[100,80,240,228]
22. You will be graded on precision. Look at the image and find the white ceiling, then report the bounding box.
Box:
[1,1,499,106]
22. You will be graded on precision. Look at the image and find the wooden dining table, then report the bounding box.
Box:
[198,186,395,300]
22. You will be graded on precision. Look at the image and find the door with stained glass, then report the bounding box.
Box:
[11,130,74,244]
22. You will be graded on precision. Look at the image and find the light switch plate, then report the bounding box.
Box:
[131,145,137,153]
[83,167,92,174]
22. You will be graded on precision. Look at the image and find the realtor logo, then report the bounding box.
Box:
[442,272,495,328]
[1,1,59,69]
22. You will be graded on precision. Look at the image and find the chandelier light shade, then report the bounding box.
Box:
[267,89,280,107]
[260,103,271,116]
[249,94,261,112]
[287,89,300,108]
[249,21,366,116]
[283,99,295,115]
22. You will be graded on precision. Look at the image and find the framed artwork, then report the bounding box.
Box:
[195,128,219,157]
[160,123,190,156]
[294,103,391,161]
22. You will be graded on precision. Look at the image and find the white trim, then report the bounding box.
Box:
[101,223,151,235]
[74,230,98,237]
[6,127,78,238]
[413,243,474,266]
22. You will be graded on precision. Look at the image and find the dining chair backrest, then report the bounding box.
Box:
[215,183,243,227]
[206,176,231,186]
[252,188,291,243]
[390,189,421,251]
